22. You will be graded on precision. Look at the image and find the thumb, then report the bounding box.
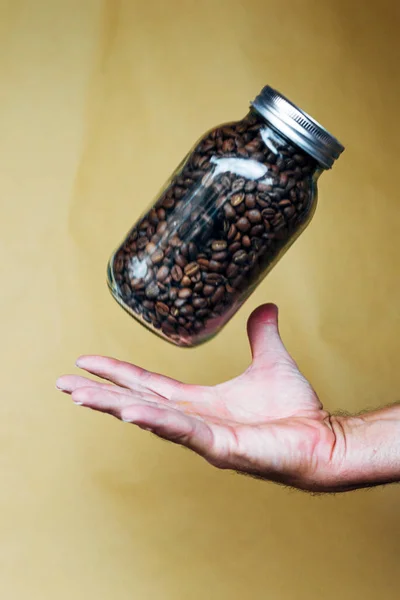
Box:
[247,303,289,363]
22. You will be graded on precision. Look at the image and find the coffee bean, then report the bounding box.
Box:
[244,181,256,192]
[247,209,262,224]
[222,139,235,153]
[233,249,248,265]
[250,224,265,237]
[237,217,251,232]
[245,194,256,209]
[121,283,131,298]
[198,258,210,270]
[181,275,191,287]
[231,193,245,207]
[227,224,237,240]
[242,235,251,248]
[193,297,208,309]
[224,203,236,220]
[178,288,192,299]
[203,285,215,296]
[212,251,228,261]
[137,237,148,250]
[156,302,169,316]
[157,221,168,235]
[184,262,200,277]
[212,240,228,251]
[205,273,224,284]
[209,260,224,272]
[114,255,124,273]
[171,265,183,282]
[284,206,296,218]
[232,178,245,192]
[175,253,187,268]
[211,286,225,305]
[145,282,160,299]
[156,265,170,282]
[174,298,187,308]
[180,304,194,317]
[226,263,239,279]
[229,241,242,254]
[151,249,164,264]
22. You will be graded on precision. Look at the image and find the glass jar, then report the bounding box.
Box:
[107,86,344,347]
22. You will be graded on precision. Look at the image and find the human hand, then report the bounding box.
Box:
[56,304,344,491]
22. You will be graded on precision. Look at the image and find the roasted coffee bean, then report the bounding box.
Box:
[262,207,275,219]
[156,265,170,282]
[250,224,265,237]
[244,181,257,193]
[180,304,194,317]
[175,253,187,268]
[232,178,245,192]
[226,263,239,279]
[162,196,175,209]
[245,194,256,209]
[229,241,242,254]
[205,273,224,284]
[191,271,201,283]
[178,288,192,299]
[188,242,198,260]
[145,282,160,299]
[169,235,181,247]
[198,258,210,269]
[227,224,237,240]
[224,203,236,220]
[203,285,215,297]
[169,266,183,285]
[121,283,131,298]
[193,297,208,309]
[222,139,235,153]
[247,209,262,224]
[231,193,245,207]
[209,260,224,273]
[237,217,251,233]
[284,205,296,218]
[193,282,203,293]
[155,302,169,316]
[211,286,225,305]
[233,249,248,265]
[157,221,168,235]
[212,251,228,261]
[114,255,124,273]
[179,275,190,287]
[242,235,251,249]
[184,262,200,277]
[137,237,148,250]
[211,240,227,251]
[151,249,164,264]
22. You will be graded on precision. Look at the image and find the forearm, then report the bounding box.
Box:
[326,404,400,492]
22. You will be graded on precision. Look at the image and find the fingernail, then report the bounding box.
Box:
[122,416,133,423]
[75,358,84,367]
[56,380,66,391]
[73,400,84,406]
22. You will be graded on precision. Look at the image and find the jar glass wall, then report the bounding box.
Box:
[107,109,322,347]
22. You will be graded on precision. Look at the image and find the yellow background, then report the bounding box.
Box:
[1,1,399,598]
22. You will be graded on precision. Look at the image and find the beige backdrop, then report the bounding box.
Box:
[1,1,400,598]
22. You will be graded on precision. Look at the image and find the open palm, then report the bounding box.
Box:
[57,304,339,491]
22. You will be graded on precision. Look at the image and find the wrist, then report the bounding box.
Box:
[323,408,400,492]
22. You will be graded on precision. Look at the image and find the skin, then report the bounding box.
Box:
[56,303,400,493]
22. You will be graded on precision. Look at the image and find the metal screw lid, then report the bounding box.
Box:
[251,86,344,169]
